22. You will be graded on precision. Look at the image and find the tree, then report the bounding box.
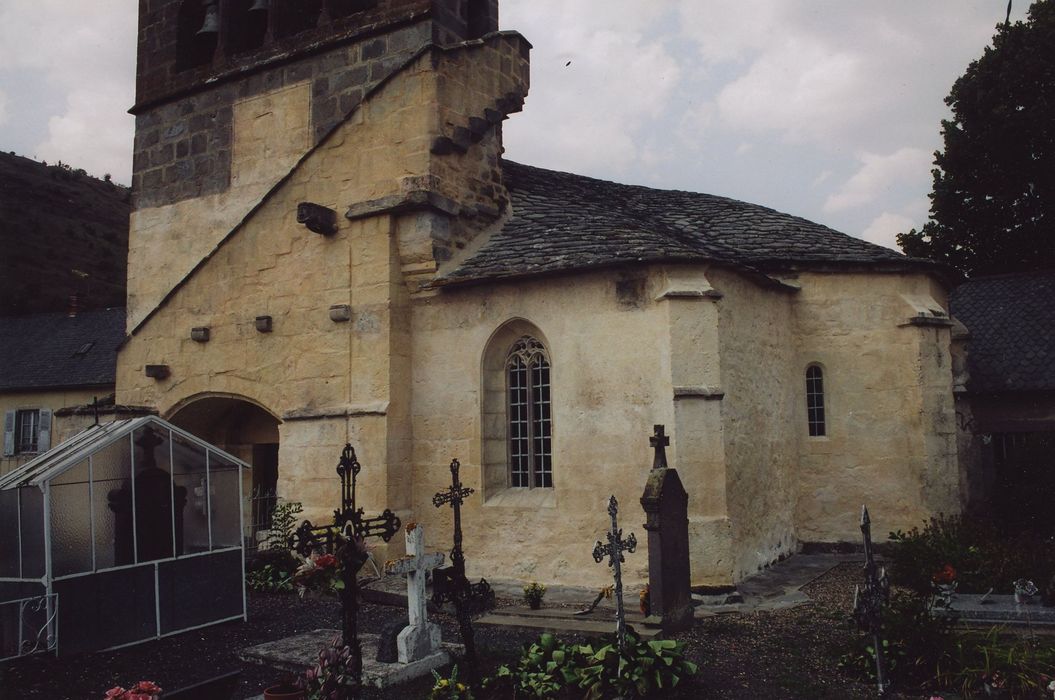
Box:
[898,1,1055,276]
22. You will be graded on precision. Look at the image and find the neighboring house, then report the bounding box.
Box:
[0,308,126,474]
[951,271,1055,531]
[114,0,963,588]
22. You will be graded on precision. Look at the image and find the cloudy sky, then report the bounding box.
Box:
[0,1,1028,250]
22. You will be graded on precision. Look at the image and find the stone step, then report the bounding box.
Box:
[476,610,662,639]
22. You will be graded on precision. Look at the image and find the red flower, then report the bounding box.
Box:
[932,564,957,584]
[315,554,338,569]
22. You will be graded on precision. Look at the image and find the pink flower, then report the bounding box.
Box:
[104,688,127,699]
[132,681,162,694]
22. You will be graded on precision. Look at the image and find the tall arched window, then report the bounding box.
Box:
[806,365,826,437]
[506,336,552,488]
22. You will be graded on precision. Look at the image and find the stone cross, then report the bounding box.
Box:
[592,495,637,650]
[650,424,670,470]
[385,525,445,663]
[852,505,890,697]
[640,425,693,633]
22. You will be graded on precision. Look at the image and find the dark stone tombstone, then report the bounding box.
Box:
[639,425,693,633]
[375,614,410,663]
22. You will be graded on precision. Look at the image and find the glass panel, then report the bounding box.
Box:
[91,438,133,569]
[19,488,45,579]
[508,357,530,488]
[806,366,826,437]
[172,432,210,555]
[158,549,243,634]
[0,490,20,578]
[131,426,176,563]
[49,463,92,577]
[208,452,241,549]
[532,360,553,488]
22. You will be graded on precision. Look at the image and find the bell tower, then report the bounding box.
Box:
[126,0,523,327]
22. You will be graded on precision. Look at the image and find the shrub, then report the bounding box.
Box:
[490,633,578,698]
[267,500,305,551]
[839,590,957,687]
[888,515,1055,595]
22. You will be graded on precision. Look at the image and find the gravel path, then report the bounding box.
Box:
[1,563,926,699]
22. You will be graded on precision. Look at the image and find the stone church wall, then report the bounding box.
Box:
[710,268,799,581]
[792,272,961,543]
[408,269,674,588]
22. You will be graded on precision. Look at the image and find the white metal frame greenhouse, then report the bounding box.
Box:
[0,416,249,658]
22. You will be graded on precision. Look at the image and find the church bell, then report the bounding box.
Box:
[248,0,271,13]
[196,2,220,35]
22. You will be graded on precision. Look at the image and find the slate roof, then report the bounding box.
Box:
[0,308,125,391]
[440,161,932,285]
[950,271,1055,394]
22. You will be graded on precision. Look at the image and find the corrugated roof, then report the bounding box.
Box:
[0,308,125,391]
[951,271,1055,394]
[439,161,935,285]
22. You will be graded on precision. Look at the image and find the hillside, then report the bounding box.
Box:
[0,152,130,315]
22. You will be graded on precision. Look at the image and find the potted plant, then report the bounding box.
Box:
[523,581,546,610]
[298,636,354,699]
[103,681,163,699]
[639,584,651,615]
[263,679,306,700]
[932,563,958,609]
[1013,579,1038,605]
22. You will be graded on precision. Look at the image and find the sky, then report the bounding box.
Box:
[0,1,1030,251]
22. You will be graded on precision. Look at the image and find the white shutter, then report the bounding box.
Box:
[2,410,14,457]
[38,409,52,452]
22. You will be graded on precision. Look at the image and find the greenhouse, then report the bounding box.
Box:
[0,416,249,658]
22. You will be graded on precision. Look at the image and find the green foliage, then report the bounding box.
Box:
[490,633,578,698]
[838,591,957,686]
[934,627,1055,698]
[267,500,304,551]
[489,631,698,699]
[430,665,474,699]
[246,564,295,594]
[887,515,1055,595]
[572,632,698,700]
[897,0,1055,275]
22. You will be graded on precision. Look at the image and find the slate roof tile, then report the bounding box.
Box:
[0,308,125,391]
[441,161,929,284]
[950,271,1055,394]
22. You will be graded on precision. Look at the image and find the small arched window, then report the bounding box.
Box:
[507,336,552,488]
[806,365,826,437]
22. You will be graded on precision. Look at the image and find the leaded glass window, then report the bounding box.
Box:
[806,365,826,437]
[507,337,552,488]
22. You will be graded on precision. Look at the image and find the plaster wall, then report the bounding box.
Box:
[709,268,798,581]
[792,272,962,543]
[408,269,675,589]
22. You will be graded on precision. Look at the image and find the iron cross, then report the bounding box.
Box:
[592,495,638,649]
[650,424,670,470]
[432,458,494,687]
[852,505,890,697]
[288,443,402,690]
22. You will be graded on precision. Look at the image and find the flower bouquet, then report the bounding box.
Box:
[293,552,344,599]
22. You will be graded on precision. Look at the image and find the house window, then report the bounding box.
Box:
[16,409,41,454]
[507,336,552,488]
[806,365,826,437]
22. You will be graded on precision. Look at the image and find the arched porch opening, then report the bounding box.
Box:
[167,395,281,550]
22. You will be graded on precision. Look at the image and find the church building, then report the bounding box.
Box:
[118,0,963,587]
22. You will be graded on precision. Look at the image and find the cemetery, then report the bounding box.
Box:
[2,427,1054,699]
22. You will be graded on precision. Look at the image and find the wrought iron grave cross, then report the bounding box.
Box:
[289,444,402,688]
[592,495,638,650]
[431,458,495,685]
[852,505,890,697]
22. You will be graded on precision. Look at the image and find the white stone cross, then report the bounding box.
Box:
[385,524,445,663]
